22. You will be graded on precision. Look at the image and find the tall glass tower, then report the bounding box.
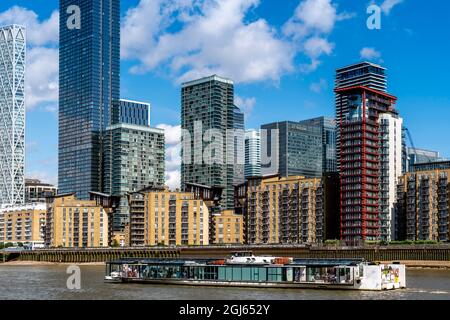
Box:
[0,25,26,206]
[58,0,120,199]
[181,75,236,209]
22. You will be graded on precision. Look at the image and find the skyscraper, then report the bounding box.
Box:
[233,106,245,186]
[335,62,387,170]
[58,0,120,199]
[261,121,323,178]
[181,75,236,209]
[336,86,401,242]
[298,117,337,173]
[245,129,261,178]
[0,25,26,206]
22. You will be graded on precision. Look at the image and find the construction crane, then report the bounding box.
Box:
[404,127,434,165]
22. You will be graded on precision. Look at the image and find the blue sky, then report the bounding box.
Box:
[0,0,449,188]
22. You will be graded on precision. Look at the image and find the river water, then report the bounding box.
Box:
[0,265,449,300]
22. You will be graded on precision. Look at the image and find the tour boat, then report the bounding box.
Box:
[104,253,406,291]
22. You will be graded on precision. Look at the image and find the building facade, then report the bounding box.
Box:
[261,121,323,178]
[213,210,244,244]
[181,75,236,209]
[112,99,150,126]
[128,188,209,246]
[298,117,337,173]
[45,194,109,248]
[337,86,401,242]
[233,106,245,186]
[58,0,120,199]
[245,175,332,244]
[395,169,450,242]
[245,129,261,178]
[0,204,46,248]
[25,179,57,203]
[378,113,403,241]
[335,62,387,171]
[0,25,26,207]
[103,123,165,231]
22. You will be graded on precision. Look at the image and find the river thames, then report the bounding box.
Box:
[0,265,449,300]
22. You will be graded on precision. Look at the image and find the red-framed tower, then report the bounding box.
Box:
[335,86,397,243]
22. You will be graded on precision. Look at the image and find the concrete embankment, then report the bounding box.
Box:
[11,244,450,266]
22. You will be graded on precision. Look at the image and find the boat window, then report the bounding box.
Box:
[267,267,283,282]
[232,267,242,281]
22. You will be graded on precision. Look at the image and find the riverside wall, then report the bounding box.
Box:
[11,244,450,264]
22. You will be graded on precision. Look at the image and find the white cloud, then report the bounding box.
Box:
[381,0,404,15]
[360,47,382,60]
[234,95,256,119]
[0,6,58,46]
[156,124,181,190]
[122,0,295,83]
[26,47,59,109]
[283,0,351,72]
[309,79,328,93]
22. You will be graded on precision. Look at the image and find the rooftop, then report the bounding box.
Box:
[182,74,234,88]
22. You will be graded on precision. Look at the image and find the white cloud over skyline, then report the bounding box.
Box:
[360,47,382,61]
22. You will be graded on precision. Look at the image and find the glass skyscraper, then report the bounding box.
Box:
[298,117,337,173]
[58,0,120,199]
[0,25,26,206]
[244,129,261,178]
[181,75,236,209]
[261,121,323,178]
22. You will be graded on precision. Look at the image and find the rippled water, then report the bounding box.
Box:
[0,265,449,300]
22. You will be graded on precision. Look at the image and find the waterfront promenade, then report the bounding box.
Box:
[3,244,449,266]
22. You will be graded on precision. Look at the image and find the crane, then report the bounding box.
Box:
[404,127,434,165]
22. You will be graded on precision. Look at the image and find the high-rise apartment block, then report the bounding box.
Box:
[395,168,450,242]
[58,0,120,199]
[245,129,261,178]
[337,85,402,242]
[128,187,209,246]
[335,62,387,171]
[0,25,26,206]
[181,75,237,210]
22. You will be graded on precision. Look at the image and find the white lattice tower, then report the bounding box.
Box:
[0,25,26,206]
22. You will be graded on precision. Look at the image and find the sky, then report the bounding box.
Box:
[0,0,449,190]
